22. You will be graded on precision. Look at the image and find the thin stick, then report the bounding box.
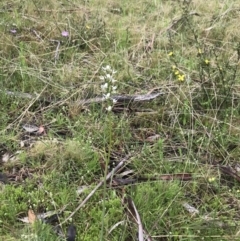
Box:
[50,40,61,64]
[60,154,132,225]
[131,199,144,241]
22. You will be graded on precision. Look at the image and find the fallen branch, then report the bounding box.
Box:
[77,92,163,105]
[216,164,240,183]
[1,89,164,106]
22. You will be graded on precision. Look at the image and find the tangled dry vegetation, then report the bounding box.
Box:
[1,0,240,240]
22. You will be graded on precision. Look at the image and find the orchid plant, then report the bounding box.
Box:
[100,65,118,111]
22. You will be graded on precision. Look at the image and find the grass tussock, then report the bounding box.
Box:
[1,0,240,240]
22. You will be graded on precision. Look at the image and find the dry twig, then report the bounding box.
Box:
[60,153,133,225]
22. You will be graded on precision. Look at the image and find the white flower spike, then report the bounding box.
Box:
[104,93,111,99]
[106,74,112,79]
[102,65,111,71]
[106,106,112,111]
[101,83,108,91]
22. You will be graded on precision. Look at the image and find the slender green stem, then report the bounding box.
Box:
[100,116,112,241]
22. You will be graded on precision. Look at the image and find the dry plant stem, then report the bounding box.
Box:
[31,29,43,41]
[143,230,153,241]
[50,39,61,64]
[60,153,132,225]
[123,196,152,241]
[130,199,144,241]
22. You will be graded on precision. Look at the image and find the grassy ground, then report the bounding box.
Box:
[1,0,240,240]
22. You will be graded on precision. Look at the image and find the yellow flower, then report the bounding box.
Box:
[198,48,202,54]
[177,74,185,81]
[168,51,173,56]
[208,177,216,182]
[205,59,210,64]
[174,70,179,75]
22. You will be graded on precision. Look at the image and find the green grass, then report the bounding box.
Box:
[1,0,240,240]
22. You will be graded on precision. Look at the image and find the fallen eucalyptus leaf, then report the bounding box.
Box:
[183,202,199,215]
[23,124,39,133]
[146,134,161,142]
